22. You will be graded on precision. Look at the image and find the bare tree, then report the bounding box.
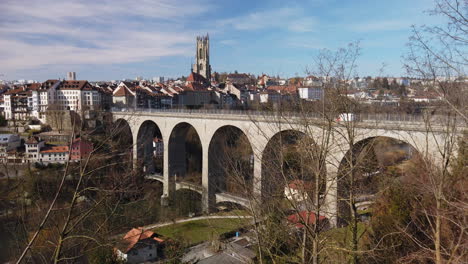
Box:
[404,0,468,122]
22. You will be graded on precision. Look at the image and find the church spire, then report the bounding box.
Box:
[192,34,211,82]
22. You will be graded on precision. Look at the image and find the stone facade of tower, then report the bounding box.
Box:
[192,35,211,81]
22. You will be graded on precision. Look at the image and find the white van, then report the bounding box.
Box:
[337,113,357,122]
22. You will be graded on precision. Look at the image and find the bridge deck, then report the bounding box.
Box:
[113,108,466,132]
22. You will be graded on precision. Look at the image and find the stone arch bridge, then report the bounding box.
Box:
[112,109,465,226]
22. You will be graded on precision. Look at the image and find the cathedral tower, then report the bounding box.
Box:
[192,34,211,81]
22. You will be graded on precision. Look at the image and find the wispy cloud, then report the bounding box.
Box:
[219,7,318,33]
[219,39,238,46]
[348,19,413,32]
[0,0,211,74]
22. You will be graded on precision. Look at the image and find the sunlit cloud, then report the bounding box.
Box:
[0,0,211,74]
[219,7,319,33]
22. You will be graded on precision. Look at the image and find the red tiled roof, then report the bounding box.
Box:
[41,79,60,90]
[186,82,206,91]
[25,83,42,91]
[26,137,40,144]
[40,145,69,153]
[267,85,297,94]
[227,73,250,79]
[113,85,134,97]
[288,180,313,191]
[187,72,207,83]
[287,211,327,228]
[59,80,93,91]
[305,75,319,80]
[122,227,164,253]
[4,87,25,95]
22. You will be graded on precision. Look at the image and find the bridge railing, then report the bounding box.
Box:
[111,107,465,125]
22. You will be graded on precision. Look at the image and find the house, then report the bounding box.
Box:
[0,134,21,161]
[259,90,281,103]
[3,87,32,121]
[226,73,253,86]
[186,72,209,88]
[287,211,328,229]
[112,82,173,109]
[55,80,102,111]
[34,79,61,122]
[70,138,93,161]
[257,74,269,87]
[266,85,298,95]
[298,87,323,101]
[184,237,256,264]
[5,149,24,164]
[112,81,137,108]
[39,145,69,164]
[115,227,164,263]
[222,82,241,101]
[284,180,314,202]
[177,89,219,107]
[303,75,322,86]
[4,79,107,123]
[25,136,45,163]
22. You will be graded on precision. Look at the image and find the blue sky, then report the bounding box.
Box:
[0,0,440,81]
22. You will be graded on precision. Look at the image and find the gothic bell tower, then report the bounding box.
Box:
[192,34,211,81]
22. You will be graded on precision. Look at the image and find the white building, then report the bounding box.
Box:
[54,80,102,111]
[298,87,323,101]
[4,80,104,123]
[116,228,164,263]
[3,87,32,121]
[284,180,313,203]
[0,134,21,161]
[39,145,69,164]
[303,76,322,86]
[153,76,164,83]
[67,72,76,81]
[24,137,45,163]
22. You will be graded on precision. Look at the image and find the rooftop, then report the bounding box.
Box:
[287,211,327,228]
[120,227,164,253]
[40,145,69,154]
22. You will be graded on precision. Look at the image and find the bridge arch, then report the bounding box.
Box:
[208,125,254,200]
[136,120,163,175]
[261,129,326,204]
[168,122,203,185]
[337,136,418,226]
[112,118,134,171]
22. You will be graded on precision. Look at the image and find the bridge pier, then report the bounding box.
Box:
[162,136,173,206]
[252,151,263,205]
[202,143,215,213]
[324,164,339,228]
[132,137,138,171]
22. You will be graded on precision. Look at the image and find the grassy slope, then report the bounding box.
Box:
[154,218,247,245]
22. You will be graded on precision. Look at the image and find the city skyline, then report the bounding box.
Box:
[1,0,441,81]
